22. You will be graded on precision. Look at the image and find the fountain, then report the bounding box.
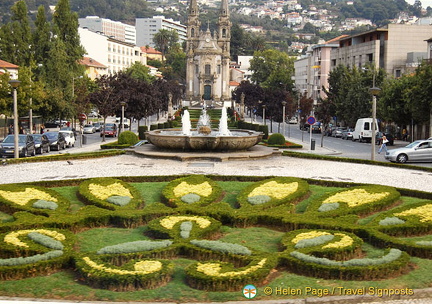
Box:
[182,110,192,136]
[146,107,263,151]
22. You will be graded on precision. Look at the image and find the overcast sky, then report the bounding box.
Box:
[406,0,432,8]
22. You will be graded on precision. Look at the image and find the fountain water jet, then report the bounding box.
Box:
[182,110,192,135]
[218,107,231,136]
[146,107,262,151]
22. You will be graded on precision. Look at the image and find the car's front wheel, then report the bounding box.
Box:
[397,154,408,163]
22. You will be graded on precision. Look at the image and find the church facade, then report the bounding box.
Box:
[185,0,231,103]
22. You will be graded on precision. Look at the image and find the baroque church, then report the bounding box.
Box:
[185,0,232,103]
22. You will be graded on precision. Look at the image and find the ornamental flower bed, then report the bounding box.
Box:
[78,177,143,210]
[308,185,400,216]
[0,175,430,298]
[0,184,69,215]
[237,177,309,209]
[161,175,222,207]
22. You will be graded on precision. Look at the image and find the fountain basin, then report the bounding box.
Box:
[145,129,263,151]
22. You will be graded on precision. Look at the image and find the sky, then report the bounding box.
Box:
[406,0,432,8]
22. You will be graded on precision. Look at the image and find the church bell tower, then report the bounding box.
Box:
[185,0,231,103]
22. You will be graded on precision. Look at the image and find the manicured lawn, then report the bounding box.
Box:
[0,179,430,302]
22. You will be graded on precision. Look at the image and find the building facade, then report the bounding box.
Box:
[185,0,231,102]
[330,24,432,77]
[135,16,187,47]
[79,16,136,44]
[78,28,146,75]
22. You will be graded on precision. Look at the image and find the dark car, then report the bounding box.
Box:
[33,134,50,154]
[0,134,36,157]
[100,124,117,137]
[376,132,394,146]
[301,122,321,133]
[44,131,66,151]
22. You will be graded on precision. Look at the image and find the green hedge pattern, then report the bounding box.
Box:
[0,175,430,291]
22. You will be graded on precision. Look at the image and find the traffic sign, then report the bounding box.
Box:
[78,113,87,121]
[307,116,316,125]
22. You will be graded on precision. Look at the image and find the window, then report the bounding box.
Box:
[205,64,211,75]
[364,122,370,130]
[395,69,401,78]
[191,28,195,37]
[222,28,226,38]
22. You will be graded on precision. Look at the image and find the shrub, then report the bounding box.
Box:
[268,133,286,145]
[118,131,139,145]
[138,126,148,140]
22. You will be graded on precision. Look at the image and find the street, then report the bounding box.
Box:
[254,117,432,168]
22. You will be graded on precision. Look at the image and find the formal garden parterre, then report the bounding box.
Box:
[0,174,431,301]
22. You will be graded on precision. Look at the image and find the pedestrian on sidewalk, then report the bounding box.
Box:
[378,135,389,154]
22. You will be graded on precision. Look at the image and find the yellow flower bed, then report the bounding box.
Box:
[323,189,390,207]
[196,258,267,277]
[291,231,330,244]
[0,188,58,206]
[88,183,132,200]
[4,229,66,248]
[83,257,162,275]
[173,182,213,198]
[395,204,432,223]
[248,181,298,199]
[322,233,353,249]
[160,216,211,230]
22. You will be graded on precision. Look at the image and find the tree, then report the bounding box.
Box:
[153,29,179,61]
[232,81,264,117]
[33,5,52,73]
[0,1,32,66]
[249,49,295,91]
[87,74,121,141]
[52,0,85,75]
[125,62,154,83]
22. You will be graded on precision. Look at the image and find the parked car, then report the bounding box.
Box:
[100,125,118,137]
[60,126,78,139]
[288,117,298,124]
[385,139,432,163]
[44,131,66,151]
[332,127,347,138]
[60,130,76,147]
[83,124,96,134]
[33,134,50,154]
[301,122,321,133]
[0,134,36,157]
[93,122,102,132]
[376,132,394,146]
[341,128,354,140]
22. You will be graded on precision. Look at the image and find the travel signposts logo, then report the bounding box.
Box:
[243,284,257,299]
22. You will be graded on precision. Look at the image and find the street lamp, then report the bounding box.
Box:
[370,86,381,160]
[9,79,21,159]
[282,101,287,138]
[120,101,126,135]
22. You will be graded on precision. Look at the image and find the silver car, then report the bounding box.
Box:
[385,140,432,163]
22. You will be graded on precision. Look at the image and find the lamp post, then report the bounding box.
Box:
[370,86,381,160]
[120,101,126,135]
[282,101,287,138]
[9,79,20,159]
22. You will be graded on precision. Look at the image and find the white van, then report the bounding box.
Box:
[352,118,379,143]
[115,117,130,129]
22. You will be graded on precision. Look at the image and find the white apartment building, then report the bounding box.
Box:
[79,16,136,45]
[78,28,146,75]
[135,16,187,47]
